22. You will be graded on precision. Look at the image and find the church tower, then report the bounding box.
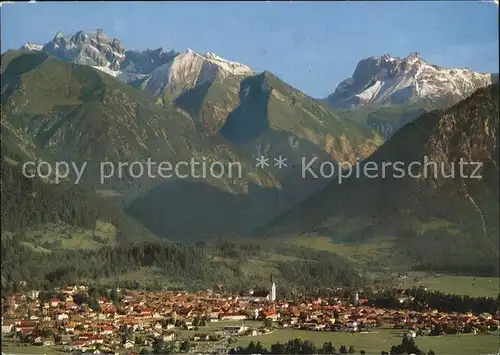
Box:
[268,273,277,302]
[271,282,276,302]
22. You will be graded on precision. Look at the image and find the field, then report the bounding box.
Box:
[235,328,500,355]
[290,233,499,298]
[177,320,264,339]
[288,233,404,270]
[400,272,499,298]
[289,218,462,265]
[9,220,119,252]
[2,336,61,354]
[3,324,499,355]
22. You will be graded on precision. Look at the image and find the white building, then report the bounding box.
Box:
[219,314,247,321]
[242,282,277,302]
[347,321,358,332]
[353,292,359,306]
[224,325,248,335]
[27,290,41,300]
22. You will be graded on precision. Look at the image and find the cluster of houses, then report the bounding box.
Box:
[1,285,499,354]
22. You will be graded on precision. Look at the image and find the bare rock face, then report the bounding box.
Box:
[41,29,126,70]
[120,48,178,75]
[21,30,179,81]
[424,85,499,193]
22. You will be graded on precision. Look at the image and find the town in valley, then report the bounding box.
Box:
[2,280,499,355]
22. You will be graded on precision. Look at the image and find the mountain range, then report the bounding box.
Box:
[2,29,498,278]
[19,30,497,139]
[20,31,496,106]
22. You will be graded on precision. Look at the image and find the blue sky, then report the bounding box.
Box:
[1,1,498,97]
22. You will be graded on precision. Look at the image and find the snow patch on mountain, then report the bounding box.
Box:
[356,80,383,101]
[141,49,255,98]
[19,30,264,87]
[21,42,43,51]
[91,65,121,78]
[17,30,178,82]
[328,53,495,109]
[203,51,253,76]
[18,31,254,90]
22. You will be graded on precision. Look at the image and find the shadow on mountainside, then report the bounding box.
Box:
[126,179,285,242]
[126,128,348,243]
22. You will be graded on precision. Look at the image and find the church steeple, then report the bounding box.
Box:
[270,273,277,302]
[271,282,276,302]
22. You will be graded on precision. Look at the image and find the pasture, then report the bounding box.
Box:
[235,328,500,355]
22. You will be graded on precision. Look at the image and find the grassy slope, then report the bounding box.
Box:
[2,234,364,294]
[10,220,119,251]
[1,51,277,195]
[127,71,385,242]
[219,72,382,159]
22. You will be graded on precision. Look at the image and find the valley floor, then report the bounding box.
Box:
[290,234,499,298]
[234,328,499,355]
[3,327,498,355]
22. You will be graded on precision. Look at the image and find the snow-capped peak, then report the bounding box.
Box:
[201,50,253,76]
[327,52,495,109]
[140,48,254,98]
[37,29,127,76]
[15,29,256,88]
[177,48,253,75]
[20,42,43,51]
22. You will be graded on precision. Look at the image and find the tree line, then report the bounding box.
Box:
[229,337,435,355]
[370,287,499,315]
[0,156,157,242]
[1,235,364,294]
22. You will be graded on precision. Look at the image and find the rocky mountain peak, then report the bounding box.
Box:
[20,42,43,52]
[71,30,90,46]
[139,48,254,99]
[406,51,421,61]
[40,29,126,73]
[53,31,64,40]
[94,29,110,44]
[328,52,495,109]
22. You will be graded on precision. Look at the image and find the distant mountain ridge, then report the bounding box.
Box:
[18,30,497,107]
[327,52,496,109]
[21,29,178,83]
[19,29,253,88]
